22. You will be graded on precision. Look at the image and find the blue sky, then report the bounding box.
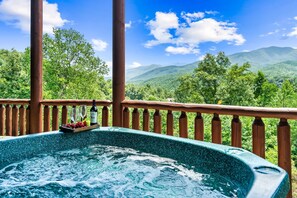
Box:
[0,0,297,69]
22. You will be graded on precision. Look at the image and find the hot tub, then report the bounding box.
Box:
[0,127,289,197]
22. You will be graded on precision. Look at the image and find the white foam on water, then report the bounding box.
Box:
[0,145,244,197]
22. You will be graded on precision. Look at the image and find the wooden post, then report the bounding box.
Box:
[132,108,140,130]
[179,111,188,138]
[102,106,109,126]
[231,115,242,148]
[143,109,150,131]
[277,118,292,198]
[0,105,5,136]
[112,0,125,127]
[154,110,161,133]
[166,110,173,136]
[26,106,30,134]
[61,106,68,125]
[19,105,25,135]
[252,117,265,158]
[194,113,204,141]
[30,0,43,133]
[5,105,12,136]
[123,107,130,128]
[12,105,19,136]
[52,106,59,130]
[43,105,50,132]
[212,113,222,144]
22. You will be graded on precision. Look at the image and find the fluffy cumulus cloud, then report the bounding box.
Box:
[125,21,132,30]
[145,12,179,48]
[145,11,245,55]
[92,39,108,51]
[129,61,142,68]
[0,0,67,34]
[165,46,199,55]
[287,16,297,37]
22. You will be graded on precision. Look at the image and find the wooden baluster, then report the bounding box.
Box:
[143,109,150,131]
[179,111,188,138]
[252,117,265,158]
[195,113,204,141]
[132,108,140,130]
[26,106,30,134]
[166,110,173,136]
[277,118,292,198]
[154,110,161,133]
[0,105,5,136]
[52,105,59,130]
[102,106,109,126]
[123,107,130,128]
[43,105,50,132]
[212,113,221,144]
[5,104,12,136]
[19,105,25,136]
[231,115,242,148]
[62,106,68,125]
[12,105,19,136]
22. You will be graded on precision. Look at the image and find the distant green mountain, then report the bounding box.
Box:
[229,46,297,71]
[262,60,297,79]
[126,46,297,88]
[128,62,197,83]
[126,64,161,81]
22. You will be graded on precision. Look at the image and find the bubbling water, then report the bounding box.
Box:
[0,145,243,197]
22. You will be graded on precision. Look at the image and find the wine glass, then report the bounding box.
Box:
[79,105,87,121]
[70,106,76,123]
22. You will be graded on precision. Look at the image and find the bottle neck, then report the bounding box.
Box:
[92,100,96,106]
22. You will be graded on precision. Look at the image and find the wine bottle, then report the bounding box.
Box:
[90,100,98,125]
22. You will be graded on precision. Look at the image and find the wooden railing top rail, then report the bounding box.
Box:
[0,99,30,105]
[41,99,112,106]
[122,100,297,120]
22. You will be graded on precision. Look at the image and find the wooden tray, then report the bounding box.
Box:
[59,124,99,133]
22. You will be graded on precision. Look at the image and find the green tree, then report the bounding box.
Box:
[0,49,30,98]
[43,28,109,99]
[254,71,266,99]
[218,63,256,106]
[175,74,203,103]
[278,80,295,107]
[193,52,231,104]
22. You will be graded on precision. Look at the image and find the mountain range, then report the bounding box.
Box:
[126,46,297,89]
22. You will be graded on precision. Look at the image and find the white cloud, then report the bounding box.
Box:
[92,39,108,51]
[145,12,179,48]
[125,21,132,30]
[209,46,217,51]
[205,11,219,15]
[181,12,204,24]
[288,27,297,37]
[145,11,245,55]
[165,46,199,55]
[198,54,206,61]
[260,29,280,37]
[0,0,67,34]
[129,61,142,68]
[177,18,245,46]
[287,16,297,37]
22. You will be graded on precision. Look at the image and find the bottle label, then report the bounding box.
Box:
[90,112,97,124]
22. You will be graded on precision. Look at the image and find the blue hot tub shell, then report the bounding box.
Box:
[0,127,289,197]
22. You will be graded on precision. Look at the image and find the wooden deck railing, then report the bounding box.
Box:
[121,100,294,197]
[41,100,111,131]
[0,99,111,135]
[0,99,293,197]
[0,99,30,136]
